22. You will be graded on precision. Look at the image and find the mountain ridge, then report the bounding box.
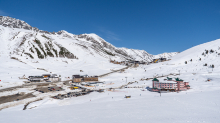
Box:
[0,16,177,63]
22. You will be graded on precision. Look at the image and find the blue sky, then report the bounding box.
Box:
[0,0,220,55]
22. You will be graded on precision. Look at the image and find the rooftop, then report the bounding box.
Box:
[152,78,159,81]
[72,75,81,78]
[154,81,177,84]
[175,78,184,81]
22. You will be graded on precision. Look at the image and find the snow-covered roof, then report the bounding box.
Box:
[154,81,177,84]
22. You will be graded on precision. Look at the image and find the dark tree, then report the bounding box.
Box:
[206,50,209,54]
[212,64,214,68]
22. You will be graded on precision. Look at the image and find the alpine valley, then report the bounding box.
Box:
[0,16,220,123]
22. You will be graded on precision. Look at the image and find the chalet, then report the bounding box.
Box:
[72,75,82,83]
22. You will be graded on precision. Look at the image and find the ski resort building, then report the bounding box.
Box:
[175,78,190,91]
[152,78,190,92]
[28,76,44,82]
[72,75,82,82]
[43,74,60,82]
[28,74,61,82]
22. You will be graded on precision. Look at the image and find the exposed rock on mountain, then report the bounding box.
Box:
[0,16,156,62]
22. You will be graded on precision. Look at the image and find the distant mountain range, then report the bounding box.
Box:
[0,16,177,63]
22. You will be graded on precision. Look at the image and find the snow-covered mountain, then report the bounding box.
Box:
[153,52,179,59]
[0,16,154,63]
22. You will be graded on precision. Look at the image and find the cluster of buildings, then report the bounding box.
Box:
[151,77,190,92]
[110,60,124,65]
[151,58,168,63]
[28,74,61,82]
[71,75,105,88]
[110,60,147,67]
[26,73,104,88]
[72,75,98,82]
[110,58,170,65]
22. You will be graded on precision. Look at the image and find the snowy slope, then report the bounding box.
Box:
[170,39,220,64]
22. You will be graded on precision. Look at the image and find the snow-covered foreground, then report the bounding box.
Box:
[1,58,220,123]
[1,88,220,123]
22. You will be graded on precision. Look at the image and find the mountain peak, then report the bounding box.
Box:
[56,30,69,35]
[0,16,39,31]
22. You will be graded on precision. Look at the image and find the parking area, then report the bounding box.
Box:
[53,89,105,100]
[53,91,91,100]
[35,86,64,93]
